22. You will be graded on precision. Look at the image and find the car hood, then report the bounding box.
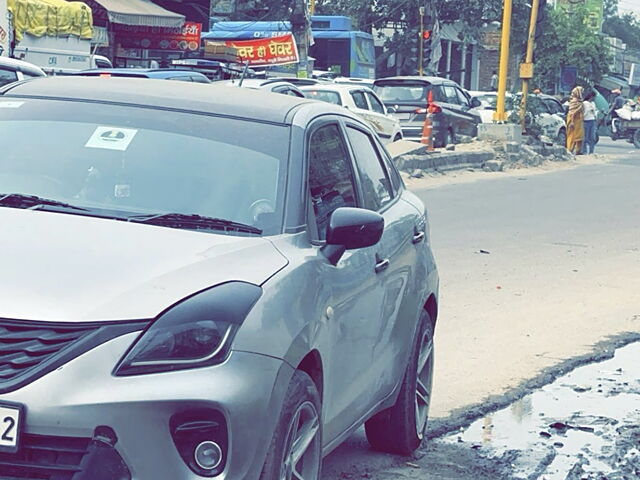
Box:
[0,208,288,322]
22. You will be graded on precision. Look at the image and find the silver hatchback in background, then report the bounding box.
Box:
[0,76,438,480]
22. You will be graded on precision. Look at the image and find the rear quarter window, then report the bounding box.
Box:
[305,90,342,105]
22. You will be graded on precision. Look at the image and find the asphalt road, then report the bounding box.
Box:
[321,146,640,479]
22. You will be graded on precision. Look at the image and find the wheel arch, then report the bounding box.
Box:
[296,349,324,402]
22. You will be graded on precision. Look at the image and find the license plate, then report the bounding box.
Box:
[0,402,24,453]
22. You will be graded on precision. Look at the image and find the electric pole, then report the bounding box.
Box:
[291,0,310,78]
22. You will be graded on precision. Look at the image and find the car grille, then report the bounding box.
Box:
[0,321,97,383]
[0,433,90,479]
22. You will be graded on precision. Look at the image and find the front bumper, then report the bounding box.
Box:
[0,332,293,480]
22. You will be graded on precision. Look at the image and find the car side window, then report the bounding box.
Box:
[456,88,470,107]
[443,86,460,105]
[351,91,369,110]
[366,92,385,114]
[346,126,393,211]
[0,68,19,87]
[308,124,358,240]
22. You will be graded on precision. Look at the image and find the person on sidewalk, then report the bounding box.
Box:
[582,91,597,154]
[566,86,585,155]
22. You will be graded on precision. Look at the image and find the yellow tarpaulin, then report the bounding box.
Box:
[8,0,93,42]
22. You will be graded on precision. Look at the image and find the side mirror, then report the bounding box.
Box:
[322,207,384,265]
[387,106,397,114]
[470,97,482,108]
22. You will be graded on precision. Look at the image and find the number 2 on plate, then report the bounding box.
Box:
[2,416,15,441]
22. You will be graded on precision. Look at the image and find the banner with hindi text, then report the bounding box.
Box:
[224,34,299,67]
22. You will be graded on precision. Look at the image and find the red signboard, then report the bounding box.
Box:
[115,22,202,51]
[224,34,299,67]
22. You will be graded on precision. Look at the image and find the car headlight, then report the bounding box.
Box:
[114,282,262,376]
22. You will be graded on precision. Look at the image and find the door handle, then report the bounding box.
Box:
[413,228,425,244]
[375,255,390,274]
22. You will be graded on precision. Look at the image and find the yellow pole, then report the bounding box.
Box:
[310,0,316,15]
[520,0,540,128]
[494,0,513,123]
[419,8,425,76]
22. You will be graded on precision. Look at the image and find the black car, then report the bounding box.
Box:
[374,76,482,147]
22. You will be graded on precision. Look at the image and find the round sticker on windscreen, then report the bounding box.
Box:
[85,126,138,151]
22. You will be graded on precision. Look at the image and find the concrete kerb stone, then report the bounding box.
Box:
[395,150,496,173]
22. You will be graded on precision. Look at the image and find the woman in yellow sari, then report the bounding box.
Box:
[566,86,584,154]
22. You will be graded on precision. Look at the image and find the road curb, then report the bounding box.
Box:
[396,150,496,173]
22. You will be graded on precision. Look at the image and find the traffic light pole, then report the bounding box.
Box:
[494,0,513,122]
[418,7,425,76]
[519,0,541,129]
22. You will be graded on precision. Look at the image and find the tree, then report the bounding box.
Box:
[534,6,611,92]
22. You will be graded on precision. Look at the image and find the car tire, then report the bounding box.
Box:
[364,309,434,455]
[260,370,322,480]
[633,129,640,149]
[446,129,455,146]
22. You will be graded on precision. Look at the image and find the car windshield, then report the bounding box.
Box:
[304,89,342,105]
[475,94,498,108]
[0,98,289,235]
[374,83,430,103]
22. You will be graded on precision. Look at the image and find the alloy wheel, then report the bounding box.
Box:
[280,401,321,480]
[415,330,434,439]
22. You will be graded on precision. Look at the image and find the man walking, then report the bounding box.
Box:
[490,71,498,91]
[582,91,597,154]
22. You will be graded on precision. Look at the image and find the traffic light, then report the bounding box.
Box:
[422,30,433,70]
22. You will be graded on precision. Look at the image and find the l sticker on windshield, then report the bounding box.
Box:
[0,101,24,108]
[85,126,138,151]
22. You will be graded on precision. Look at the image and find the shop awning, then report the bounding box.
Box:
[88,0,185,28]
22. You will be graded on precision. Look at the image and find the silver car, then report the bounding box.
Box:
[0,77,439,480]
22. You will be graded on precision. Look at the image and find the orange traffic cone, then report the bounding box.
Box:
[420,90,435,151]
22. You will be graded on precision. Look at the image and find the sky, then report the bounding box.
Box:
[618,0,640,17]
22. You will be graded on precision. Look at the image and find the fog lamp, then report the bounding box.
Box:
[194,441,223,470]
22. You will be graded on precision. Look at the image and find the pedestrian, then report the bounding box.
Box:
[566,86,584,155]
[582,91,597,154]
[490,70,498,91]
[609,89,626,138]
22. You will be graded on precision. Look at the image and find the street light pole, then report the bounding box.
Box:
[494,0,513,123]
[519,0,540,129]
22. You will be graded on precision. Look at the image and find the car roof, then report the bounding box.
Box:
[300,84,373,93]
[374,76,456,85]
[0,76,316,124]
[0,57,46,77]
[77,68,208,79]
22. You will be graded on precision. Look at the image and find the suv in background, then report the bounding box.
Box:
[221,78,305,97]
[374,76,481,147]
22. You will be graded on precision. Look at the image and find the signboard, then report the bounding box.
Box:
[0,0,9,56]
[223,34,299,67]
[557,0,604,31]
[115,22,202,52]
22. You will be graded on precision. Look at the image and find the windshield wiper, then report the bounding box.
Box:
[0,193,88,211]
[128,213,262,235]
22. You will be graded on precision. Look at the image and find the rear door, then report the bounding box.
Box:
[350,89,389,142]
[364,90,399,143]
[441,84,478,138]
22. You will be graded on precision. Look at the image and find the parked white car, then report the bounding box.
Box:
[469,91,567,145]
[0,57,46,87]
[301,84,403,144]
